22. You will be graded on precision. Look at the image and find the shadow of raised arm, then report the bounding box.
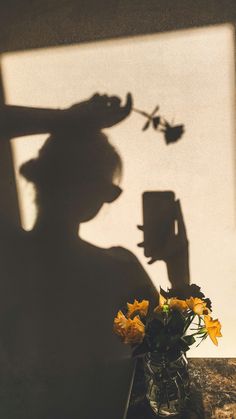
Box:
[0,93,132,139]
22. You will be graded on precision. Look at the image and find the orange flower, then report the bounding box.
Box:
[204,315,222,346]
[154,295,188,313]
[127,299,149,318]
[113,311,128,340]
[169,298,188,312]
[154,294,169,313]
[124,316,145,344]
[113,311,145,344]
[186,297,209,315]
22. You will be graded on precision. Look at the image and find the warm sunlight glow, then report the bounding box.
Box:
[1,24,235,357]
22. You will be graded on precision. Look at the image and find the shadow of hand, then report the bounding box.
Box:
[65,92,133,130]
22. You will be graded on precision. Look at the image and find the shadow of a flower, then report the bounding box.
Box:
[133,104,185,145]
[161,122,185,144]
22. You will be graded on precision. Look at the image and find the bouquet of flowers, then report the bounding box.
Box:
[113,284,222,360]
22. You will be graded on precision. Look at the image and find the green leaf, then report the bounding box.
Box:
[183,335,196,346]
[178,339,191,353]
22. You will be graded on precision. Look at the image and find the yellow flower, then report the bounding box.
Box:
[154,295,188,313]
[169,298,188,312]
[186,297,209,315]
[113,311,145,344]
[113,311,128,340]
[127,299,149,318]
[204,315,222,346]
[154,294,169,313]
[124,316,145,344]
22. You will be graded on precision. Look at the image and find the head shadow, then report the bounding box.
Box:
[20,129,123,234]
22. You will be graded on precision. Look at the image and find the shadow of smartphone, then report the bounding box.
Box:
[141,191,176,262]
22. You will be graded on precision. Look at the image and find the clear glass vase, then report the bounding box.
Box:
[144,352,190,417]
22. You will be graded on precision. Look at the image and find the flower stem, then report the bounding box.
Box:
[196,333,208,347]
[183,314,195,334]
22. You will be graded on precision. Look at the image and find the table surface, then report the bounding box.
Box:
[126,358,236,419]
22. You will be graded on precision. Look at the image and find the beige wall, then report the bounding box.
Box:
[2,24,235,356]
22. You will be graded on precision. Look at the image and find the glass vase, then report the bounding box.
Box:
[144,352,190,417]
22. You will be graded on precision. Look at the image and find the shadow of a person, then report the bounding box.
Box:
[0,93,157,419]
